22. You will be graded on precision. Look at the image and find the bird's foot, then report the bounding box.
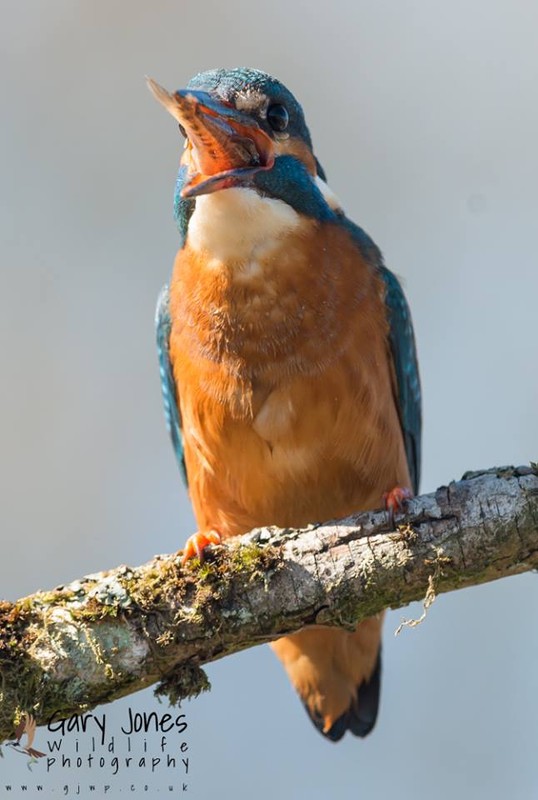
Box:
[383,486,413,528]
[181,529,222,564]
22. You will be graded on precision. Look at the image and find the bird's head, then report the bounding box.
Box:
[147,68,336,221]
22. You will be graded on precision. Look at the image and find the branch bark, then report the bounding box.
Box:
[1,465,537,742]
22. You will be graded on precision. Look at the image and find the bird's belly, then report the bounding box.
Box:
[181,357,410,538]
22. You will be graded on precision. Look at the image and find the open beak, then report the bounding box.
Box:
[147,78,275,199]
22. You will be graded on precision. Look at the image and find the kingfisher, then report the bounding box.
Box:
[148,68,421,741]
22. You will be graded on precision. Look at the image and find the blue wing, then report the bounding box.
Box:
[155,285,188,486]
[336,214,422,493]
[380,267,422,494]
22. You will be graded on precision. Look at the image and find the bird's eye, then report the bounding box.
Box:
[178,123,187,138]
[267,104,289,132]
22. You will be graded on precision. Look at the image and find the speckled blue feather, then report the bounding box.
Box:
[174,165,194,246]
[379,267,422,493]
[187,67,313,147]
[155,285,187,485]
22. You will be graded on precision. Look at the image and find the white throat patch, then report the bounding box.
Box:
[187,188,301,262]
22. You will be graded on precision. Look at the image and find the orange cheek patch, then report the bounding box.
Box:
[275,138,317,175]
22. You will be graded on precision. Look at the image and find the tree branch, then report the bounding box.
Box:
[1,465,537,741]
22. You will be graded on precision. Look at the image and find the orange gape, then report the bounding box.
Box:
[150,67,421,741]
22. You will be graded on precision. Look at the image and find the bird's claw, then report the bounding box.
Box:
[181,530,222,564]
[383,486,413,528]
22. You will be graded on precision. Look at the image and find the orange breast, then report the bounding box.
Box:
[169,217,410,538]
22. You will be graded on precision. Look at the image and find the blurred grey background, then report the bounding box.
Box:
[2,1,538,797]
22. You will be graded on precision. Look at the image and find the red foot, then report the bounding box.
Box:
[181,530,222,564]
[383,486,413,527]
